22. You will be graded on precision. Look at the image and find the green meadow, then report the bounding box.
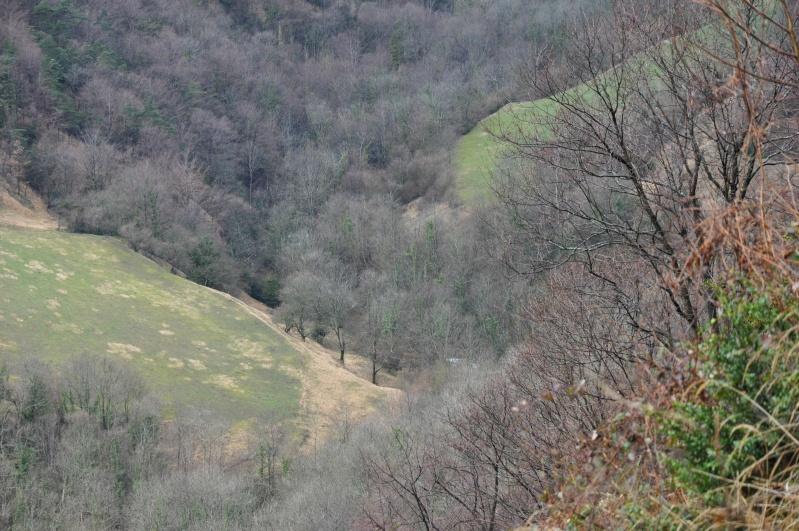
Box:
[0,228,303,423]
[455,25,720,204]
[455,99,558,204]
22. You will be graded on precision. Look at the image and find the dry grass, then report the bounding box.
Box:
[221,292,403,445]
[0,183,58,230]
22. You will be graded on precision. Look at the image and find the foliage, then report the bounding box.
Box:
[663,285,799,503]
[187,236,232,289]
[526,191,799,529]
[250,273,281,308]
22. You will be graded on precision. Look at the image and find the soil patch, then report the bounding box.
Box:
[0,185,58,230]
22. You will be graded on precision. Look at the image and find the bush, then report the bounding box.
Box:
[530,199,799,529]
[663,284,799,505]
[186,237,237,291]
[310,326,327,345]
[250,274,281,308]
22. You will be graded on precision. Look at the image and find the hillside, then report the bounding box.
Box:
[454,24,718,203]
[0,0,795,528]
[455,101,548,203]
[0,0,531,377]
[0,183,58,230]
[0,209,396,437]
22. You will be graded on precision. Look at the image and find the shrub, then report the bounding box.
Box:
[662,284,799,506]
[251,274,281,308]
[527,194,799,528]
[310,326,327,345]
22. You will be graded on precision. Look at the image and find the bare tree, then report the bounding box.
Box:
[9,359,55,424]
[2,139,26,195]
[79,130,116,192]
[313,263,356,363]
[186,108,237,189]
[333,397,353,444]
[360,422,449,530]
[280,146,346,217]
[491,0,792,348]
[356,273,406,384]
[253,415,286,501]
[235,102,278,203]
[63,354,145,429]
[276,270,318,341]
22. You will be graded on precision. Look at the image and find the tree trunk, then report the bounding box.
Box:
[371,339,379,385]
[336,326,345,363]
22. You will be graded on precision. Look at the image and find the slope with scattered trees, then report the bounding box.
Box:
[2,0,797,529]
[0,0,604,378]
[0,223,396,432]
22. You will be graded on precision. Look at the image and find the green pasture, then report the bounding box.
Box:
[455,24,722,204]
[455,99,558,204]
[0,228,302,423]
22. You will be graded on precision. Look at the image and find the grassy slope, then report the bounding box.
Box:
[455,26,717,204]
[0,227,386,426]
[455,99,557,204]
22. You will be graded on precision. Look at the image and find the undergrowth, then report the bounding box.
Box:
[522,196,799,529]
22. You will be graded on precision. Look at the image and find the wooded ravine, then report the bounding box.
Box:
[1,0,798,528]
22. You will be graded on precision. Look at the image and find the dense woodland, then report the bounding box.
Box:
[0,0,575,375]
[1,0,799,528]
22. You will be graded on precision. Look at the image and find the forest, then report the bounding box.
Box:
[1,0,799,528]
[0,0,602,379]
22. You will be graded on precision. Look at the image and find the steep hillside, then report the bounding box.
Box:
[455,100,551,203]
[0,182,58,230]
[454,25,717,204]
[0,222,396,436]
[0,0,534,389]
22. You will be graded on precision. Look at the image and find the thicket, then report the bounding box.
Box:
[527,190,799,529]
[0,353,303,530]
[308,0,799,528]
[507,0,799,527]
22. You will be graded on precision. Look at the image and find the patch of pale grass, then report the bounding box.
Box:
[232,338,273,365]
[187,359,206,370]
[52,322,82,333]
[25,260,52,274]
[204,374,241,391]
[107,343,142,360]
